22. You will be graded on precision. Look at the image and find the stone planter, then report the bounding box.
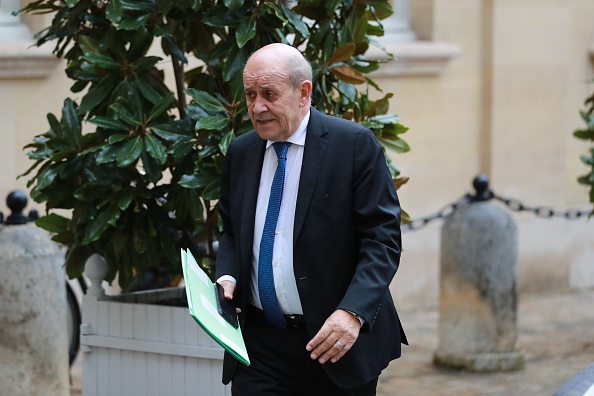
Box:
[81,255,230,396]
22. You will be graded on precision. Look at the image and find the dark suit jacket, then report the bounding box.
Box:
[216,106,407,389]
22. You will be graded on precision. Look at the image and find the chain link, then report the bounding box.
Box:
[492,193,592,219]
[402,194,472,231]
[402,190,592,232]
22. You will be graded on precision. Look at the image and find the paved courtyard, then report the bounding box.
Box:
[71,288,594,395]
[377,288,594,396]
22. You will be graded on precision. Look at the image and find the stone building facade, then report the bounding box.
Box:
[1,0,593,309]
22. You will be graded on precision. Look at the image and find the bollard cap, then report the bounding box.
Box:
[471,175,493,202]
[5,190,29,225]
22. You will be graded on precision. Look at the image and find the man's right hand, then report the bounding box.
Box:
[217,279,241,314]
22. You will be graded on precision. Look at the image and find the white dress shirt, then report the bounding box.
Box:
[248,111,309,315]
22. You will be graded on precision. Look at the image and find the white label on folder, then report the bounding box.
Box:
[220,334,249,361]
[189,259,210,286]
[201,294,227,327]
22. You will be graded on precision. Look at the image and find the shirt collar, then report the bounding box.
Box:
[266,110,310,149]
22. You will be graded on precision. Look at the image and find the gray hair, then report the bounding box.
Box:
[285,51,313,91]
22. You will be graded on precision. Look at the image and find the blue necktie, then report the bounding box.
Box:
[258,142,291,329]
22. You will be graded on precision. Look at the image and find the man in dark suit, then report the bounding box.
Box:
[216,43,406,396]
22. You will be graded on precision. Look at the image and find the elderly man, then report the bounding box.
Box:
[216,43,407,396]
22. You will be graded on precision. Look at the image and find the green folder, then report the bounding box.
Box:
[181,249,250,366]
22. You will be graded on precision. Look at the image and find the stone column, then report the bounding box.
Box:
[0,223,69,395]
[434,177,524,372]
[384,0,416,41]
[0,0,32,41]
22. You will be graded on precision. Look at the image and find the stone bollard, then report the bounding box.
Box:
[434,175,524,372]
[0,191,69,396]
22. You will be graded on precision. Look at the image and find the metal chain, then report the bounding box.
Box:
[492,193,592,219]
[402,182,592,232]
[402,194,472,231]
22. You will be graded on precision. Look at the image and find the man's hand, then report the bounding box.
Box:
[217,280,241,314]
[306,309,361,364]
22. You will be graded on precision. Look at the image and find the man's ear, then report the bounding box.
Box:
[299,80,313,107]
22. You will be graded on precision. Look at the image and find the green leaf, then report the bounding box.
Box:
[78,73,120,114]
[78,35,100,55]
[140,150,163,183]
[370,1,393,20]
[89,116,128,131]
[371,113,400,124]
[185,103,210,120]
[573,129,594,140]
[144,134,167,164]
[109,103,142,126]
[203,5,241,27]
[108,134,129,144]
[35,213,70,233]
[197,144,218,160]
[170,140,195,158]
[280,4,309,37]
[47,112,63,139]
[65,245,92,280]
[364,93,393,117]
[195,115,230,131]
[62,99,82,149]
[162,35,188,64]
[117,190,133,210]
[219,131,234,155]
[83,205,121,244]
[223,45,248,83]
[106,0,123,23]
[153,21,173,37]
[96,144,120,164]
[35,164,61,190]
[118,14,151,31]
[134,76,161,104]
[73,183,112,201]
[176,188,204,223]
[128,30,154,60]
[152,122,193,141]
[185,89,227,114]
[202,180,220,201]
[236,14,256,49]
[214,154,225,174]
[82,53,122,70]
[581,154,594,166]
[224,0,243,13]
[324,0,342,15]
[179,172,210,189]
[147,93,174,123]
[378,137,410,154]
[116,137,143,167]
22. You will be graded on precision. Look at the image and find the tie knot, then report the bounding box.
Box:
[273,142,291,160]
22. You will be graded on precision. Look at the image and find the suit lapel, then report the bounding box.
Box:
[240,136,266,266]
[294,108,329,243]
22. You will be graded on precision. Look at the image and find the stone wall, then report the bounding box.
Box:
[1,0,593,309]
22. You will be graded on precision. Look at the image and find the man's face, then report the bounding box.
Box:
[243,57,308,142]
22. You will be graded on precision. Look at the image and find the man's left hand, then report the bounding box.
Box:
[306,309,361,364]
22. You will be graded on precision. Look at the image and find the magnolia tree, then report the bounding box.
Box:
[20,0,410,290]
[574,82,594,214]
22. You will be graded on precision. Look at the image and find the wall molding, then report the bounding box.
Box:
[0,41,59,80]
[368,40,460,78]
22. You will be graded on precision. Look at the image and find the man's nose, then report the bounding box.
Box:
[252,97,268,113]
